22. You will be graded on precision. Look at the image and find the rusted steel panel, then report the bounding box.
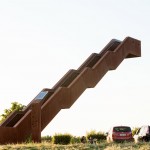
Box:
[0,111,24,127]
[41,88,64,130]
[14,110,32,143]
[31,102,41,143]
[0,127,17,144]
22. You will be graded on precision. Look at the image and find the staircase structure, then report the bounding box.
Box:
[0,37,141,144]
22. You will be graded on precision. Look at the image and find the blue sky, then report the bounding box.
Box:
[0,0,150,136]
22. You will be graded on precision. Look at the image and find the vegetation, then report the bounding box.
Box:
[86,129,106,142]
[52,133,72,145]
[132,127,140,136]
[41,135,52,143]
[70,136,81,144]
[0,141,150,150]
[0,102,25,123]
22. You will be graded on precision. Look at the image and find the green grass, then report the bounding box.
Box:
[0,141,150,150]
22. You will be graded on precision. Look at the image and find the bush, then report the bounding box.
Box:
[41,135,52,142]
[53,133,72,145]
[86,130,106,142]
[71,136,81,144]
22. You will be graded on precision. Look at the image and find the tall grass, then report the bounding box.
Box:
[0,141,150,150]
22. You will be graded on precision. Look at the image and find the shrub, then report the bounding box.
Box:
[52,133,72,145]
[86,130,106,142]
[25,135,32,143]
[71,136,81,144]
[41,135,52,142]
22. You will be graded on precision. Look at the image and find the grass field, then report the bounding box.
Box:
[0,141,150,150]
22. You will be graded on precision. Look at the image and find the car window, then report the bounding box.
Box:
[113,127,131,132]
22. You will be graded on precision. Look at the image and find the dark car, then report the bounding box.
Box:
[106,126,133,143]
[134,125,150,143]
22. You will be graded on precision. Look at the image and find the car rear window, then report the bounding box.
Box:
[113,127,131,132]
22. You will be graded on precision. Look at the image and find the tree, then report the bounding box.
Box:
[0,102,26,123]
